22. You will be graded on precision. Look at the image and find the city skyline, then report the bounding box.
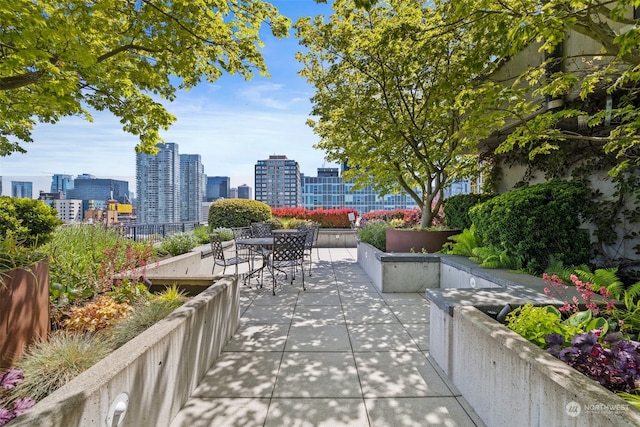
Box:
[0,1,337,195]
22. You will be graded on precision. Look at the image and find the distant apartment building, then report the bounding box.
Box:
[54,199,83,222]
[136,142,180,224]
[255,155,301,208]
[205,176,230,201]
[66,177,130,204]
[11,181,33,198]
[180,154,205,222]
[229,187,238,199]
[238,184,252,200]
[50,174,74,195]
[301,168,419,213]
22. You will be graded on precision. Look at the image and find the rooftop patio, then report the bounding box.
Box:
[169,247,485,427]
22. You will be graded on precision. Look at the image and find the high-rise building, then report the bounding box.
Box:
[205,176,230,201]
[50,174,74,195]
[11,181,33,198]
[180,154,204,222]
[229,187,238,199]
[66,177,129,203]
[254,155,301,208]
[136,142,180,224]
[302,168,420,213]
[238,184,252,200]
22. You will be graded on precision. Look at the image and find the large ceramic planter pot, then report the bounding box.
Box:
[0,259,50,368]
[385,228,460,253]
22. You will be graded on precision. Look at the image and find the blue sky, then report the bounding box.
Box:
[0,0,335,196]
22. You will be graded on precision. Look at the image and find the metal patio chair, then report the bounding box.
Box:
[251,222,273,238]
[298,224,320,276]
[210,233,250,280]
[263,230,306,295]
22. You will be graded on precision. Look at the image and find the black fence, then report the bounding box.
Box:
[118,221,204,243]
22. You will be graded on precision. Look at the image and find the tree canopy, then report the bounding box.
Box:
[0,0,290,156]
[441,0,640,175]
[296,0,508,227]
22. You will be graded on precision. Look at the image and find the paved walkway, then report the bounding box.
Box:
[170,247,485,427]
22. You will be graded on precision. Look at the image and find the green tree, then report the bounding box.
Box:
[441,0,640,175]
[295,0,506,228]
[0,0,290,156]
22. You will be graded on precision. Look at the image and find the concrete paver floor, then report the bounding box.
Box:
[170,247,486,427]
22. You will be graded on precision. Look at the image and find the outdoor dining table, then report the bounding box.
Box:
[235,236,274,284]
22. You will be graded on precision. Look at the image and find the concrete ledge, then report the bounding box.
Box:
[316,229,357,248]
[357,241,440,292]
[450,306,640,426]
[11,276,240,427]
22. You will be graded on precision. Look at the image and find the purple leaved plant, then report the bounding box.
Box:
[0,369,36,427]
[546,332,640,393]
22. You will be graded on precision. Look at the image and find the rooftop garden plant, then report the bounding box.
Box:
[271,207,356,228]
[0,197,62,285]
[505,265,640,407]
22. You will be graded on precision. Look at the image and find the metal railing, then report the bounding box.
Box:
[118,221,204,242]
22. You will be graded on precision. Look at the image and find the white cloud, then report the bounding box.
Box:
[0,0,339,193]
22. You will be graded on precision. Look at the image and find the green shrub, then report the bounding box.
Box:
[156,233,197,256]
[107,298,184,349]
[208,199,271,228]
[469,180,593,273]
[43,225,155,300]
[443,193,495,230]
[442,225,483,257]
[284,218,315,229]
[505,304,584,349]
[0,196,62,247]
[7,331,112,403]
[209,227,234,241]
[0,235,47,281]
[357,221,391,251]
[192,225,212,245]
[264,217,284,230]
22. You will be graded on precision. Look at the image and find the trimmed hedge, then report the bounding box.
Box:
[208,199,271,228]
[443,193,495,230]
[469,180,593,273]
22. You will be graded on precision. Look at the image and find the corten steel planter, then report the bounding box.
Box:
[0,259,50,369]
[385,228,460,253]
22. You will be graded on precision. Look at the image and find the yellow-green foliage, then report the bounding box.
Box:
[63,295,132,333]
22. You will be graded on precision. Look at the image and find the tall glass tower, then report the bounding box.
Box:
[205,176,230,201]
[136,142,180,224]
[180,154,204,222]
[50,174,74,195]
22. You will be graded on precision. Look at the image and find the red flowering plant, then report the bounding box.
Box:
[538,270,640,401]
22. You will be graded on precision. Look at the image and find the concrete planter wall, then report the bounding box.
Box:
[423,256,640,426]
[0,259,50,368]
[12,276,240,427]
[357,241,440,292]
[437,305,640,427]
[356,244,640,425]
[316,228,357,248]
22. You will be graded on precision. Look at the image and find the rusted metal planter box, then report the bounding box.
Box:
[0,259,50,368]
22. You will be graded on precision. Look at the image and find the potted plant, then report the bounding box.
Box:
[0,197,62,368]
[383,207,460,253]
